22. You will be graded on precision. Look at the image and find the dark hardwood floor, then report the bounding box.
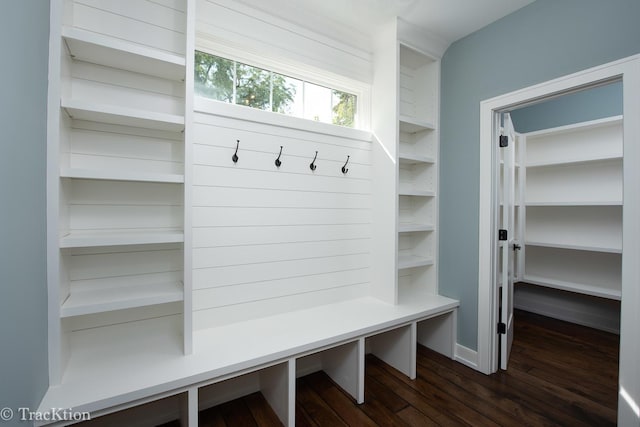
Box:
[196,310,619,426]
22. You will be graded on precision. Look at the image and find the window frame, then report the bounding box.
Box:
[195,40,371,131]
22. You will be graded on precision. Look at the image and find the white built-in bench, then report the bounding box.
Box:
[37,295,458,426]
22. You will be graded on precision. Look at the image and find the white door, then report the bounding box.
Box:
[499,113,516,370]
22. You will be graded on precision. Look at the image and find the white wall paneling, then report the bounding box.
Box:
[195,0,372,85]
[192,107,374,329]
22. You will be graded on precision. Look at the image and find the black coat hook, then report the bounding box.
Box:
[310,151,318,171]
[275,146,283,168]
[232,140,239,163]
[341,155,350,174]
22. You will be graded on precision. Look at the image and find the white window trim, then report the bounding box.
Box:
[195,34,372,131]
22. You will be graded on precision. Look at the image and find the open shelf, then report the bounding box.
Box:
[522,275,621,300]
[60,168,184,184]
[60,229,184,248]
[398,255,434,270]
[398,154,435,165]
[525,241,621,254]
[398,223,434,233]
[398,189,435,197]
[61,282,184,318]
[61,98,184,132]
[399,116,436,133]
[526,153,623,168]
[525,201,623,206]
[62,26,185,81]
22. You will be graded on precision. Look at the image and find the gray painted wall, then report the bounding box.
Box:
[439,0,640,350]
[0,1,50,424]
[510,81,623,133]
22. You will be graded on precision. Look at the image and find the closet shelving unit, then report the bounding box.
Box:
[520,116,623,300]
[47,0,194,385]
[396,44,440,303]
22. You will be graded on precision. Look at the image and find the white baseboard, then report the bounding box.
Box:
[454,344,478,370]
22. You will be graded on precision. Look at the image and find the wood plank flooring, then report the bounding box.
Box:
[196,310,620,426]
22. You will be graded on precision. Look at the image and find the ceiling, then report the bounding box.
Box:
[236,0,536,51]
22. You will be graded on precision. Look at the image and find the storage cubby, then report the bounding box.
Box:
[74,391,189,427]
[198,362,293,427]
[60,243,184,317]
[399,44,438,124]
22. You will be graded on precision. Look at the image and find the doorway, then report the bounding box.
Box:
[477,55,640,425]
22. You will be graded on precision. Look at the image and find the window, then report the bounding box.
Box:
[194,51,358,128]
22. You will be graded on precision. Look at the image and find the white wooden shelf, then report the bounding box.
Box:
[39,296,459,415]
[398,189,435,197]
[61,282,184,318]
[399,116,436,133]
[525,241,622,254]
[522,275,621,301]
[62,26,185,81]
[60,168,184,184]
[60,229,184,248]
[398,154,436,164]
[398,223,434,233]
[526,154,623,168]
[61,98,184,132]
[525,200,623,206]
[398,255,434,270]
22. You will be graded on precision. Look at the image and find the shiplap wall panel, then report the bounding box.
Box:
[194,268,370,309]
[65,303,182,332]
[68,62,185,116]
[67,0,186,55]
[66,244,182,290]
[65,179,183,231]
[193,224,371,248]
[196,0,372,83]
[192,110,373,329]
[193,253,370,289]
[193,284,369,329]
[68,120,184,174]
[399,66,415,118]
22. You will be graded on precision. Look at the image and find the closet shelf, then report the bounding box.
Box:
[61,98,185,132]
[398,223,435,233]
[398,255,434,270]
[526,154,622,168]
[60,229,184,248]
[62,26,186,81]
[398,153,436,165]
[522,275,621,301]
[399,116,436,133]
[60,168,185,184]
[61,282,184,318]
[525,240,622,254]
[525,200,623,207]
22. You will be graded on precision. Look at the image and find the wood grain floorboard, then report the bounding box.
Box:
[193,310,618,426]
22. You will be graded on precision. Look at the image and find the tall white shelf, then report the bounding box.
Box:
[396,44,440,304]
[46,0,194,385]
[520,116,623,300]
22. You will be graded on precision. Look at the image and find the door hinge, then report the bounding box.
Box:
[499,135,509,147]
[498,322,507,334]
[498,229,508,241]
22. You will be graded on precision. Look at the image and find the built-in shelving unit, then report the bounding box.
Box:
[46,0,194,387]
[520,116,623,300]
[396,43,440,303]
